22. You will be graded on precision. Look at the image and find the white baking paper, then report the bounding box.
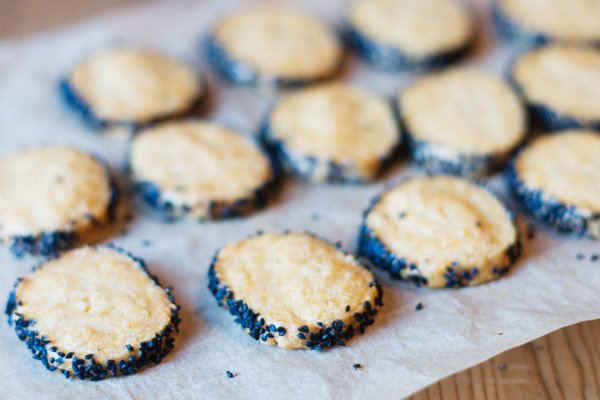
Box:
[0,0,599,398]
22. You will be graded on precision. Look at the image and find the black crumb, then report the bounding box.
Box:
[526,225,536,240]
[576,253,585,261]
[497,363,507,371]
[475,221,482,228]
[591,254,599,262]
[310,213,320,221]
[352,363,363,370]
[142,240,152,247]
[398,212,406,219]
[499,332,504,336]
[226,370,235,379]
[345,305,350,312]
[415,302,424,311]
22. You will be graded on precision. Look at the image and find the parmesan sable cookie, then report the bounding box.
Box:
[0,148,117,257]
[494,0,600,46]
[61,49,203,130]
[507,131,600,239]
[263,83,400,183]
[343,0,473,71]
[510,45,600,131]
[358,176,520,288]
[399,68,526,178]
[130,120,278,221]
[5,246,181,381]
[204,6,342,86]
[208,232,383,350]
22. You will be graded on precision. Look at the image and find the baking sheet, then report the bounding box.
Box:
[0,0,599,398]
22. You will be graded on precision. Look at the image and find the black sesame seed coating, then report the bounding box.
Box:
[506,156,600,239]
[341,21,471,72]
[5,161,120,258]
[491,2,551,48]
[130,140,281,222]
[5,244,181,381]
[492,2,600,48]
[202,35,340,88]
[357,184,522,287]
[59,78,205,132]
[207,231,383,350]
[260,119,400,184]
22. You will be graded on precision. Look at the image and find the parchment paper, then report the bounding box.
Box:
[0,0,599,398]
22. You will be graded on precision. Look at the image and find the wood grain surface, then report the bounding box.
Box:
[1,1,599,399]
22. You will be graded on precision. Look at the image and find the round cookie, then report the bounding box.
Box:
[263,83,400,183]
[358,176,520,288]
[61,49,202,130]
[130,120,277,221]
[5,245,181,381]
[507,130,600,239]
[494,0,600,46]
[399,68,526,178]
[510,45,600,131]
[0,148,117,257]
[343,0,473,71]
[204,6,342,86]
[208,232,383,350]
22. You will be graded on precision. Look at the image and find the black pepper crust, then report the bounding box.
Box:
[506,155,600,239]
[128,137,282,221]
[259,117,401,184]
[357,183,522,288]
[202,35,341,88]
[207,231,383,350]
[341,21,472,72]
[4,244,181,381]
[507,48,600,132]
[59,78,205,132]
[5,162,120,258]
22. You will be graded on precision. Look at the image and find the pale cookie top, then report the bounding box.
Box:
[0,148,112,237]
[366,176,517,276]
[214,6,341,80]
[130,121,272,206]
[400,68,525,154]
[14,247,175,363]
[269,83,398,169]
[347,0,472,57]
[514,131,600,212]
[69,49,201,123]
[215,232,377,327]
[512,45,600,120]
[499,0,600,42]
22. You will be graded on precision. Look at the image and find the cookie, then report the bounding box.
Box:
[358,176,520,288]
[61,49,202,130]
[343,0,473,71]
[262,83,400,183]
[204,6,342,86]
[510,45,600,131]
[494,0,600,46]
[129,120,277,221]
[208,232,383,350]
[507,130,600,239]
[399,68,526,178]
[0,148,117,257]
[5,245,181,381]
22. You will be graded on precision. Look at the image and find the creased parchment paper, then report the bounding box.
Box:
[0,0,599,398]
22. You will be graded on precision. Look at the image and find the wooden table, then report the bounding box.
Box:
[2,1,599,398]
